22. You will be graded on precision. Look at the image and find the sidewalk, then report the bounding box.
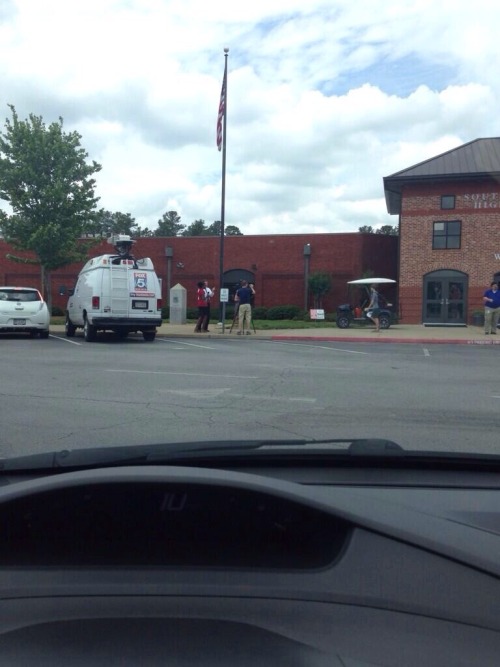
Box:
[49,322,499,345]
[164,322,500,345]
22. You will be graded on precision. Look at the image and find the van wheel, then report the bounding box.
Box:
[65,313,76,337]
[84,316,97,342]
[143,331,156,342]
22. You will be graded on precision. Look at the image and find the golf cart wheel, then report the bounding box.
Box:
[379,315,391,329]
[336,315,350,329]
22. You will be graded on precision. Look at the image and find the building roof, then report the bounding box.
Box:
[383,137,500,214]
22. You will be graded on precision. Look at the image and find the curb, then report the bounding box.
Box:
[270,335,500,345]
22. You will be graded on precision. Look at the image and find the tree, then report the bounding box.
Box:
[181,219,208,236]
[225,224,243,236]
[0,105,101,310]
[308,272,332,308]
[87,209,139,237]
[136,227,155,237]
[358,224,398,235]
[154,210,185,237]
[375,224,398,236]
[205,221,243,236]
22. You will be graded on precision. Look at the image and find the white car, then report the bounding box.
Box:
[0,287,50,338]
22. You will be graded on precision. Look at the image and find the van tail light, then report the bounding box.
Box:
[157,299,162,311]
[92,296,100,309]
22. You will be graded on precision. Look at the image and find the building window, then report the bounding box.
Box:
[441,195,455,209]
[433,221,461,249]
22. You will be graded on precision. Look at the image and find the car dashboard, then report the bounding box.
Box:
[0,459,499,666]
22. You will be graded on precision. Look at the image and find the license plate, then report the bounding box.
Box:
[13,319,26,325]
[132,300,148,309]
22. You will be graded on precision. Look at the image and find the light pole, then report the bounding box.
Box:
[165,246,173,300]
[303,243,311,312]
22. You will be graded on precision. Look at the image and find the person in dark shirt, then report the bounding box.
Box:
[483,281,500,334]
[235,281,255,335]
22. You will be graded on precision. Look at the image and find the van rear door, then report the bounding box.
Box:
[109,261,132,317]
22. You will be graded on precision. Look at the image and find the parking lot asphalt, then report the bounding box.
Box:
[49,322,500,345]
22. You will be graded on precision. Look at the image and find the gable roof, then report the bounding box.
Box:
[383,138,500,214]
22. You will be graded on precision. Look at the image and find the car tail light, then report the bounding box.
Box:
[157,299,162,310]
[92,296,100,309]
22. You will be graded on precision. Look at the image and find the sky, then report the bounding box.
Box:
[1,0,500,235]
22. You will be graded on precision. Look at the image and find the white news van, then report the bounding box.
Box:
[65,236,162,342]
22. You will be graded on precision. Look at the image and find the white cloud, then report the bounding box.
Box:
[1,0,500,233]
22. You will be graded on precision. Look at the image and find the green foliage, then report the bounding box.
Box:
[308,271,332,308]
[0,105,101,307]
[376,224,398,236]
[359,224,398,235]
[180,219,243,236]
[51,306,65,316]
[181,219,208,236]
[155,211,185,237]
[225,225,243,236]
[86,209,139,238]
[266,305,304,320]
[252,306,267,320]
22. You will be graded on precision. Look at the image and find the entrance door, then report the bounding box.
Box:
[423,271,467,325]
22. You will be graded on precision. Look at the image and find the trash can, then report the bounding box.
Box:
[471,312,484,327]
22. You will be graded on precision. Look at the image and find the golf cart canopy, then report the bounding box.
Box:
[347,278,397,285]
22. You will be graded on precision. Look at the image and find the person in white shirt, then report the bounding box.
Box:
[202,280,215,332]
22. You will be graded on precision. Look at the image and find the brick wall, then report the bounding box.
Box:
[0,233,398,313]
[399,180,500,323]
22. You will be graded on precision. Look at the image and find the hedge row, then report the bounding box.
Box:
[161,305,338,321]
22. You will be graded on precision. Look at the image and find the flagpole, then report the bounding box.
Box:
[218,48,229,323]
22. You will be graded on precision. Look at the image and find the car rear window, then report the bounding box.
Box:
[0,289,41,302]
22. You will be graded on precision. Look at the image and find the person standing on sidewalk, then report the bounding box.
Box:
[194,281,209,333]
[365,284,381,332]
[202,280,215,332]
[235,281,255,335]
[483,281,500,334]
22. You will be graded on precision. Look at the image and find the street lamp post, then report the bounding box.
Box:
[303,243,311,312]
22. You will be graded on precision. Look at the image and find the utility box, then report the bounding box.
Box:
[169,283,187,324]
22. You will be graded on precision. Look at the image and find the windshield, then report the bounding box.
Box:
[0,1,499,463]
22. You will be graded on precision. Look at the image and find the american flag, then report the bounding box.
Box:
[216,71,226,151]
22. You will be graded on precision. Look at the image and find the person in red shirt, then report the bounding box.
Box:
[194,281,208,332]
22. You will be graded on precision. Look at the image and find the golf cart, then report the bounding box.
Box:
[336,278,396,329]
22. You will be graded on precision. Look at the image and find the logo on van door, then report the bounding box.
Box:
[134,272,148,290]
[130,272,155,297]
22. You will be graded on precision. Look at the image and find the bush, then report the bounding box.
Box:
[266,305,305,320]
[52,306,65,316]
[252,306,267,320]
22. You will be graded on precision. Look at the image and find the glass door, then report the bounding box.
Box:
[423,272,467,325]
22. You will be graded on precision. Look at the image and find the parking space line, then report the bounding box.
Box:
[231,393,316,403]
[105,369,259,379]
[269,340,368,355]
[159,338,217,349]
[49,334,82,345]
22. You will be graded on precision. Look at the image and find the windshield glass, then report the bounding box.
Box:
[1,1,499,463]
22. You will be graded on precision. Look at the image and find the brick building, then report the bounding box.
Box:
[384,138,500,325]
[0,233,398,314]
